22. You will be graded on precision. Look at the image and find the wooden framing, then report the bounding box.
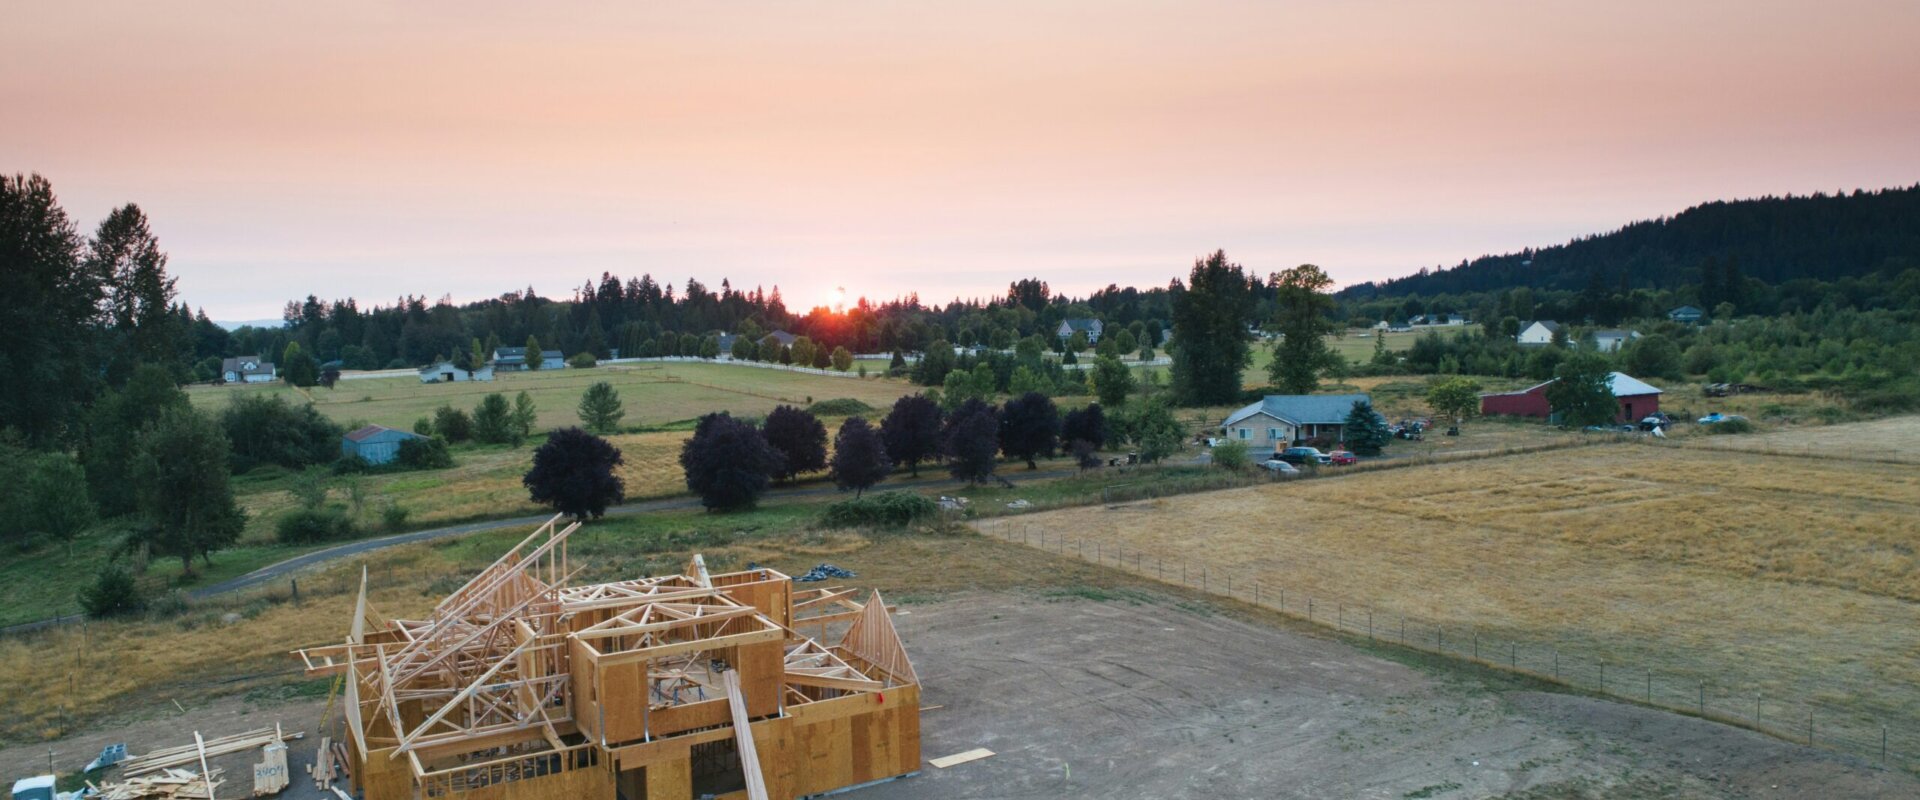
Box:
[294,514,920,800]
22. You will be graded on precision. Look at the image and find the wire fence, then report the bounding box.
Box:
[975,517,1914,774]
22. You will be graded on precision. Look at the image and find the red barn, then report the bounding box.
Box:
[1480,372,1662,423]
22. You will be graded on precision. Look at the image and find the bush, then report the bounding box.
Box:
[332,454,371,474]
[220,394,343,471]
[397,436,454,469]
[1704,417,1757,435]
[1211,440,1250,471]
[79,566,145,618]
[820,492,939,528]
[432,405,473,443]
[276,507,359,544]
[807,398,875,417]
[381,503,411,532]
[569,352,598,368]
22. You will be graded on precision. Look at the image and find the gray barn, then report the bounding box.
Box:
[341,424,427,465]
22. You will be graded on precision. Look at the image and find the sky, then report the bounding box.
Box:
[6,1,1919,320]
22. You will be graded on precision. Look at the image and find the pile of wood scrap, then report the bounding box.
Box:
[121,728,303,776]
[92,767,224,799]
[306,736,352,791]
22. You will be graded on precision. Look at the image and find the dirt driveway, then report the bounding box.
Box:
[4,590,1910,800]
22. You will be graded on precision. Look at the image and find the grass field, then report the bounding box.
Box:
[989,433,1920,759]
[187,361,921,431]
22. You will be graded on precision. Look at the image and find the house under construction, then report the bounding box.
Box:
[295,515,920,800]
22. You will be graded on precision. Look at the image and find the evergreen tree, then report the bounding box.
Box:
[24,452,94,554]
[525,335,545,370]
[133,407,246,574]
[511,391,538,439]
[1170,250,1256,405]
[577,381,625,433]
[881,394,943,476]
[282,341,318,386]
[1342,399,1391,456]
[762,405,828,481]
[0,174,96,447]
[524,427,626,519]
[88,203,181,380]
[1267,264,1341,394]
[472,393,518,444]
[829,417,891,497]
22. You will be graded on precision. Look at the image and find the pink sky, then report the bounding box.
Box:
[6,1,1918,318]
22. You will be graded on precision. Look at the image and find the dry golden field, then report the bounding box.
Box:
[988,435,1920,757]
[1689,414,1920,464]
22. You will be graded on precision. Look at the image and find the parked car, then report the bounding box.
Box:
[1276,446,1332,466]
[1639,412,1673,431]
[1697,413,1748,425]
[1327,450,1357,465]
[1261,458,1301,475]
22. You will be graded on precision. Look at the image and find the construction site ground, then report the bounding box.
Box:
[6,587,1912,800]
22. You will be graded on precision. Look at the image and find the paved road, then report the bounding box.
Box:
[1,466,1079,636]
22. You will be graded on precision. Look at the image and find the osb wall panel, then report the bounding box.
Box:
[358,746,416,800]
[454,763,615,800]
[644,757,692,800]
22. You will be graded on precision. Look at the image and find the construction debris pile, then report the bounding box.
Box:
[92,768,222,800]
[293,514,920,800]
[793,563,857,582]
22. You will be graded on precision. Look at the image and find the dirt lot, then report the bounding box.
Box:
[5,590,1910,800]
[983,434,1920,766]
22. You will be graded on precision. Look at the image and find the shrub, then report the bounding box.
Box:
[79,566,145,618]
[1704,417,1757,435]
[432,405,473,443]
[820,492,938,529]
[332,454,371,474]
[220,394,343,471]
[276,507,359,544]
[396,437,453,469]
[807,398,875,417]
[472,393,520,445]
[569,352,598,368]
[1211,440,1251,471]
[381,504,411,532]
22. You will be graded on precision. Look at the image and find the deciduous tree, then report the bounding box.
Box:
[881,394,943,476]
[1425,376,1483,429]
[1546,351,1618,427]
[1267,264,1341,394]
[829,417,891,497]
[944,403,1000,484]
[763,405,828,481]
[679,412,783,511]
[525,427,626,519]
[998,392,1060,469]
[1090,355,1135,406]
[133,407,246,574]
[1061,403,1107,450]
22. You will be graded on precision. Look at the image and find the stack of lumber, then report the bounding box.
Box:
[122,729,304,776]
[94,767,224,800]
[308,736,336,790]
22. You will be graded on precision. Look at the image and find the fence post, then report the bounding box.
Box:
[1646,670,1652,703]
[1808,711,1814,746]
[1472,631,1478,661]
[1308,598,1314,621]
[1755,693,1761,726]
[1510,642,1515,670]
[1400,616,1405,645]
[1254,582,1260,606]
[1368,611,1373,641]
[1554,651,1559,681]
[1338,603,1343,629]
[1699,682,1705,716]
[1882,726,1888,766]
[1202,566,1207,593]
[1600,663,1605,693]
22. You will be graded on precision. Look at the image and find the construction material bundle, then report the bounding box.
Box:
[93,767,224,800]
[120,729,304,777]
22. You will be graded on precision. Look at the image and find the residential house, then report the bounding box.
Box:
[1668,305,1705,324]
[491,347,565,371]
[417,360,495,383]
[220,355,276,383]
[1220,394,1376,452]
[1056,318,1104,344]
[1516,320,1563,346]
[340,424,428,466]
[762,330,799,347]
[1480,372,1663,423]
[1591,329,1641,353]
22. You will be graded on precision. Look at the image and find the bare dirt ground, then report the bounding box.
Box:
[9,590,1910,800]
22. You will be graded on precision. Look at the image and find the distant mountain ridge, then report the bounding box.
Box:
[1340,184,1920,299]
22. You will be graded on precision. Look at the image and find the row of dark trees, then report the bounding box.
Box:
[673,393,1138,511]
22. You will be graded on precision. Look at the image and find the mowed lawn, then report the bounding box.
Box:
[989,434,1920,755]
[186,361,920,431]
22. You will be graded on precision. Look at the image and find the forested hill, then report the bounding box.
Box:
[1340,185,1920,299]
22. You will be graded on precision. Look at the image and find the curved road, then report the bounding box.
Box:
[2,466,1078,636]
